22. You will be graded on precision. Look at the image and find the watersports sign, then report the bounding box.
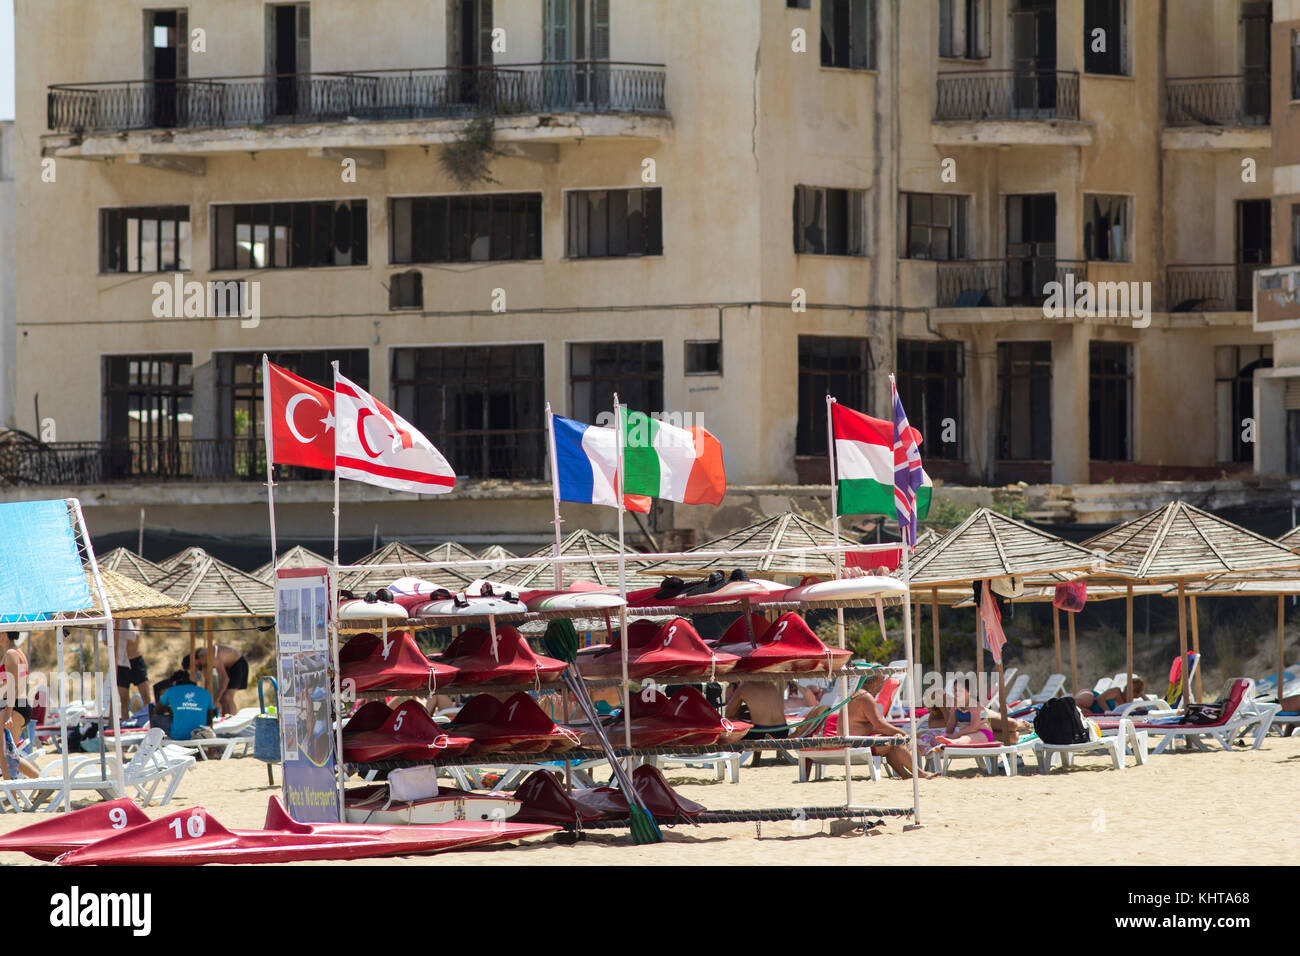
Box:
[275,568,339,822]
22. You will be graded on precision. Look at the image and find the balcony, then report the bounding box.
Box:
[1166,264,1257,312]
[1163,75,1270,151]
[0,434,546,486]
[935,258,1088,309]
[43,62,670,164]
[932,70,1090,147]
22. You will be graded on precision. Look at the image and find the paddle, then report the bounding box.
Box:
[543,618,663,845]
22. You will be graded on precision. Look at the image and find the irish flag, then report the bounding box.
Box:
[620,409,727,506]
[831,402,932,518]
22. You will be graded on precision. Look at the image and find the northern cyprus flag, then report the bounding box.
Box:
[831,402,932,518]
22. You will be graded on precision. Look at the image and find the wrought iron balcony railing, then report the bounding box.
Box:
[47,62,667,134]
[935,69,1080,122]
[1166,75,1270,127]
[0,434,547,485]
[1167,264,1258,312]
[935,258,1088,307]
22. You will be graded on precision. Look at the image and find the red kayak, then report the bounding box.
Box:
[435,626,567,687]
[342,701,473,764]
[448,693,580,755]
[57,796,558,866]
[340,632,459,692]
[0,798,150,861]
[628,686,751,746]
[513,765,705,826]
[578,617,739,680]
[713,612,852,674]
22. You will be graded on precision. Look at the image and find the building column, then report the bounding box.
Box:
[1255,370,1288,477]
[1052,323,1090,484]
[966,325,998,483]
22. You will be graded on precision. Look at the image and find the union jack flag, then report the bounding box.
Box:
[892,380,924,549]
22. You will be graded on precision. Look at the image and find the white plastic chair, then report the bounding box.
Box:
[1036,718,1148,772]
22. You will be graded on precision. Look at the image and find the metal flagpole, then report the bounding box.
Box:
[614,394,634,768]
[261,355,279,566]
[327,360,345,818]
[545,403,565,591]
[888,374,922,828]
[331,360,342,566]
[826,394,852,807]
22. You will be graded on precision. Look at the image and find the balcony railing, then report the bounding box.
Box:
[1166,75,1269,127]
[47,62,667,134]
[934,70,1080,121]
[936,258,1088,307]
[0,434,547,485]
[1167,264,1259,312]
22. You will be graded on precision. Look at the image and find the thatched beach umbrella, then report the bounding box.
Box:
[90,568,190,620]
[425,541,477,565]
[254,544,331,584]
[343,541,472,593]
[499,529,649,590]
[906,508,1101,717]
[1084,501,1300,712]
[475,544,518,575]
[641,512,865,580]
[97,547,166,585]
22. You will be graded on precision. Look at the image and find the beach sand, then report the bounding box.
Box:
[2,734,1296,865]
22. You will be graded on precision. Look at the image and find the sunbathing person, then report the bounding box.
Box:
[725,681,790,767]
[0,632,39,779]
[1074,676,1145,715]
[935,679,994,746]
[845,668,934,779]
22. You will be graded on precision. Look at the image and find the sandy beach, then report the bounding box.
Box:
[3,734,1295,866]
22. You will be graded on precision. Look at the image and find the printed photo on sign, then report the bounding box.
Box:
[278,588,300,639]
[314,586,328,646]
[279,658,296,702]
[281,714,298,761]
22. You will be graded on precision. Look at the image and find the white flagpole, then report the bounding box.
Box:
[826,394,852,808]
[331,360,341,566]
[545,403,564,591]
[890,372,922,828]
[261,355,279,567]
[614,393,633,766]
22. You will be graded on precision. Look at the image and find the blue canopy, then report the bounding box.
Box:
[0,500,94,623]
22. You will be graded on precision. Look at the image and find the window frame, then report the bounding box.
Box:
[209,199,368,271]
[938,0,991,60]
[1082,193,1133,263]
[101,352,194,449]
[684,339,723,377]
[99,206,192,274]
[564,187,663,260]
[389,192,543,265]
[568,340,665,424]
[895,339,965,460]
[1083,0,1129,77]
[1214,344,1272,463]
[997,341,1053,462]
[795,335,874,458]
[901,192,968,261]
[820,0,876,71]
[1088,341,1134,462]
[793,185,869,257]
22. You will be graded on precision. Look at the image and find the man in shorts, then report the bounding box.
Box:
[184,643,249,716]
[724,680,791,767]
[111,619,150,717]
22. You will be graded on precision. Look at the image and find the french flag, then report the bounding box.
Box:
[552,415,651,513]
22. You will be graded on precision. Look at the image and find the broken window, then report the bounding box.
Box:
[389,271,423,310]
[566,188,662,258]
[390,194,540,264]
[897,339,964,460]
[102,354,193,478]
[391,345,546,480]
[1084,0,1126,76]
[796,336,872,457]
[939,0,990,59]
[1215,345,1272,463]
[1083,194,1130,262]
[685,340,722,376]
[211,200,366,269]
[1292,29,1300,100]
[794,185,868,256]
[100,206,191,273]
[998,342,1052,461]
[902,193,967,260]
[1089,341,1133,462]
[569,342,664,425]
[820,0,875,70]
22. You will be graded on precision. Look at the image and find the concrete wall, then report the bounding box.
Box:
[0,121,12,428]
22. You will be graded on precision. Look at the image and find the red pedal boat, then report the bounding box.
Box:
[57,796,558,866]
[0,797,149,861]
[341,701,473,763]
[448,693,580,755]
[578,617,739,680]
[628,686,751,746]
[713,612,852,674]
[435,626,567,687]
[339,632,459,692]
[514,765,705,826]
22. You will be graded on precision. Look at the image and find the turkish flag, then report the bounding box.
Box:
[266,361,334,470]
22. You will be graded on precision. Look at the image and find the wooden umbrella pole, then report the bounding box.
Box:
[1189,595,1203,703]
[188,623,196,683]
[1052,606,1062,677]
[1067,611,1078,696]
[1278,595,1286,714]
[975,587,984,698]
[930,587,940,677]
[1176,582,1189,714]
[1125,584,1134,704]
[205,619,215,698]
[913,599,923,671]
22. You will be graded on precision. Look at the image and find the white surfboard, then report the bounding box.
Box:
[338,599,409,621]
[344,793,522,826]
[778,576,906,603]
[526,591,626,612]
[670,579,787,606]
[411,596,528,617]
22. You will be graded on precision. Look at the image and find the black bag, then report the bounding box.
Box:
[1183,702,1223,725]
[1034,696,1089,744]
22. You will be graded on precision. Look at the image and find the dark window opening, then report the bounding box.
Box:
[820,0,875,70]
[1216,345,1272,463]
[685,340,722,376]
[897,339,964,460]
[1083,0,1125,76]
[998,341,1052,461]
[794,185,867,256]
[569,341,664,425]
[391,194,540,264]
[939,0,990,59]
[566,188,662,259]
[102,354,193,478]
[796,336,873,457]
[389,271,423,310]
[902,193,966,260]
[1089,341,1133,461]
[100,206,191,273]
[1083,194,1130,262]
[211,200,366,270]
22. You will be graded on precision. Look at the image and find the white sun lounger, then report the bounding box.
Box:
[1030,674,1067,702]
[928,735,1039,777]
[1035,719,1148,772]
[646,752,742,784]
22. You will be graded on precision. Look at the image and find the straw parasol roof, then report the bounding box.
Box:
[640,512,865,579]
[1082,500,1300,581]
[1276,526,1300,552]
[90,567,189,619]
[904,508,1099,588]
[342,541,471,593]
[149,550,276,617]
[97,547,166,585]
[425,541,477,564]
[476,544,518,575]
[498,529,648,589]
[254,544,331,583]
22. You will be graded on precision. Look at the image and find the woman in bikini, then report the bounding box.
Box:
[1,631,39,780]
[935,679,994,746]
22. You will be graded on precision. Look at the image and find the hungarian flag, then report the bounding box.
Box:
[551,414,651,513]
[831,402,932,520]
[333,371,456,494]
[266,360,334,471]
[619,409,727,506]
